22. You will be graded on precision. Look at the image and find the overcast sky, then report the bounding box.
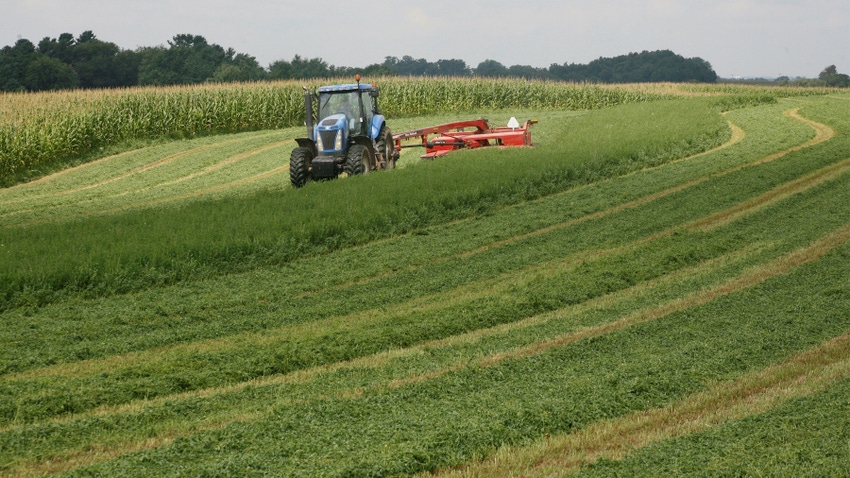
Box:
[3,0,848,79]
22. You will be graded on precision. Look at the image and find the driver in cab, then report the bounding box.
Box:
[336,95,359,130]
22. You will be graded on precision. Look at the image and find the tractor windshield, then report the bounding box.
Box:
[318,91,373,134]
[319,92,359,122]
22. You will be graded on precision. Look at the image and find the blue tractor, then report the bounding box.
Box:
[290,75,398,187]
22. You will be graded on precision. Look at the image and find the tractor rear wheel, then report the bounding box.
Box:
[344,144,373,176]
[377,126,395,169]
[290,147,312,187]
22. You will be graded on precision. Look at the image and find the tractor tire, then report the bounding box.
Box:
[344,144,372,176]
[377,126,395,170]
[290,147,312,188]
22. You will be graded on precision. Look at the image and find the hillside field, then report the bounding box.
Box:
[0,81,848,476]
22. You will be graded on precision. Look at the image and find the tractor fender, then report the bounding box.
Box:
[370,114,386,140]
[294,138,318,158]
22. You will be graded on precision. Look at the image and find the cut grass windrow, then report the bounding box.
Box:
[0,103,843,430]
[691,154,850,231]
[289,105,818,299]
[0,97,847,476]
[3,143,846,389]
[1,161,848,476]
[3,215,849,477]
[433,332,850,478]
[0,133,292,227]
[0,131,285,206]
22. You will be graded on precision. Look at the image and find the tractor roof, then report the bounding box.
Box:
[317,83,373,93]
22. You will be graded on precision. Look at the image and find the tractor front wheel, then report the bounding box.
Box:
[290,147,312,187]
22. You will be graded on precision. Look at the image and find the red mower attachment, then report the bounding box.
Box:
[392,117,538,159]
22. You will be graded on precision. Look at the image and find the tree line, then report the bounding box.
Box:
[5,30,840,92]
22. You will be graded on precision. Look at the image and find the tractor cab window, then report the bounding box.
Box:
[360,94,374,122]
[319,92,356,121]
[356,94,374,133]
[318,91,373,134]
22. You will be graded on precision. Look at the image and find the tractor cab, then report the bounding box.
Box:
[311,83,377,157]
[318,89,374,135]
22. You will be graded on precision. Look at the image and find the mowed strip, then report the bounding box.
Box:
[0,132,277,206]
[4,203,849,478]
[3,106,846,476]
[1,108,841,416]
[460,108,830,260]
[2,167,846,475]
[62,141,293,218]
[0,134,292,226]
[2,134,287,211]
[6,149,847,388]
[434,332,850,478]
[297,106,823,299]
[100,162,291,215]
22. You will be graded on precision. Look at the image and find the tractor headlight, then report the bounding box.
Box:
[316,133,325,151]
[334,130,343,150]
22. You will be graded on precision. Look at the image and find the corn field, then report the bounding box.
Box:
[0,78,680,179]
[0,82,306,178]
[0,77,833,180]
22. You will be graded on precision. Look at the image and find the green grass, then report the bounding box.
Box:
[2,144,848,425]
[5,232,845,476]
[0,98,728,312]
[0,100,838,407]
[0,92,848,476]
[574,377,850,477]
[0,101,814,368]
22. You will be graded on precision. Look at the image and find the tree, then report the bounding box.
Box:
[267,58,292,79]
[361,62,397,77]
[816,65,849,87]
[383,56,430,76]
[547,50,716,83]
[137,46,178,85]
[289,55,331,79]
[211,53,265,82]
[507,64,550,80]
[77,31,96,44]
[36,31,140,88]
[176,35,226,83]
[819,65,838,80]
[72,33,122,88]
[23,55,79,90]
[38,33,76,64]
[474,59,509,77]
[434,59,471,76]
[112,49,142,87]
[0,39,39,91]
[826,73,850,87]
[548,62,586,82]
[138,34,227,85]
